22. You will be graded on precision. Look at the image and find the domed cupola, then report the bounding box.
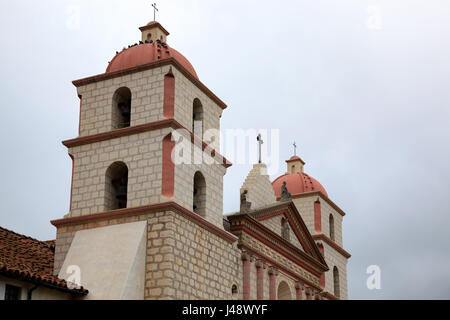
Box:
[106,21,199,79]
[272,155,328,198]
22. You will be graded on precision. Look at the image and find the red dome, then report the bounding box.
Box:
[272,173,328,198]
[106,42,198,79]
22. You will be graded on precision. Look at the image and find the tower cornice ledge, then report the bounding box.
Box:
[72,57,228,110]
[62,118,232,168]
[277,191,346,217]
[312,234,351,259]
[50,201,238,243]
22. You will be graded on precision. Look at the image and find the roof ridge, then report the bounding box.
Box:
[0,226,54,250]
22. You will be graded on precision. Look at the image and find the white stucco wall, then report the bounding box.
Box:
[58,221,147,300]
[0,276,71,300]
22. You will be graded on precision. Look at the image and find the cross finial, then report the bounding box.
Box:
[293,141,297,156]
[151,3,159,21]
[257,134,264,164]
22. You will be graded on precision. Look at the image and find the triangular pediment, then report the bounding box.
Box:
[246,201,327,266]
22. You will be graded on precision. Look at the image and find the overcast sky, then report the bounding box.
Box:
[1,0,449,300]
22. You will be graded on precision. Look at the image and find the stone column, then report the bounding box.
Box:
[305,287,313,300]
[268,266,279,300]
[316,242,326,289]
[295,282,304,300]
[242,252,252,300]
[255,260,266,300]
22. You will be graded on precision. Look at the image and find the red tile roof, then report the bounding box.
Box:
[0,226,88,295]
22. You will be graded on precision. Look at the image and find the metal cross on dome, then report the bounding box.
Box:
[257,134,264,164]
[293,141,297,156]
[151,3,158,21]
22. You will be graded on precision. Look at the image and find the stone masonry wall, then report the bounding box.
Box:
[77,66,167,137]
[292,196,316,236]
[240,163,277,210]
[76,64,223,153]
[320,201,344,247]
[292,195,348,299]
[163,211,241,299]
[323,242,348,300]
[53,209,241,300]
[247,260,300,300]
[68,128,171,217]
[68,127,226,228]
[292,196,344,247]
[172,68,223,151]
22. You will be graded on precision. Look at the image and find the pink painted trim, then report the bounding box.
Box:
[72,58,228,110]
[62,118,232,168]
[322,291,340,300]
[317,243,326,288]
[69,154,74,212]
[269,270,277,300]
[256,263,264,300]
[236,225,323,277]
[236,210,327,271]
[77,95,82,135]
[163,68,175,118]
[162,134,175,198]
[255,209,311,254]
[247,201,328,267]
[314,198,322,233]
[312,234,351,258]
[242,257,251,300]
[242,245,322,292]
[296,286,303,300]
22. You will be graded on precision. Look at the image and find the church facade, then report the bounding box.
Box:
[0,20,350,300]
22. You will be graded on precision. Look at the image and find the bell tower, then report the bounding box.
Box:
[52,20,234,290]
[61,20,230,226]
[139,21,169,43]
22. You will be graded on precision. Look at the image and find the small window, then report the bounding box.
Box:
[112,87,132,129]
[5,284,21,300]
[277,281,292,300]
[192,98,204,139]
[329,214,335,241]
[232,285,238,294]
[147,33,152,41]
[333,266,340,298]
[193,171,206,216]
[105,162,129,211]
[281,218,290,242]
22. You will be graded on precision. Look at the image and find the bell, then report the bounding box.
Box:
[116,183,127,200]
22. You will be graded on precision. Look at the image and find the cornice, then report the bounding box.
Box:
[51,201,238,243]
[312,234,351,259]
[321,291,340,300]
[230,215,328,275]
[72,57,227,110]
[62,118,232,168]
[277,191,346,217]
[245,201,328,267]
[139,22,170,35]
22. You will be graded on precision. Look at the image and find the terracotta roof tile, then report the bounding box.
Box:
[0,226,88,295]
